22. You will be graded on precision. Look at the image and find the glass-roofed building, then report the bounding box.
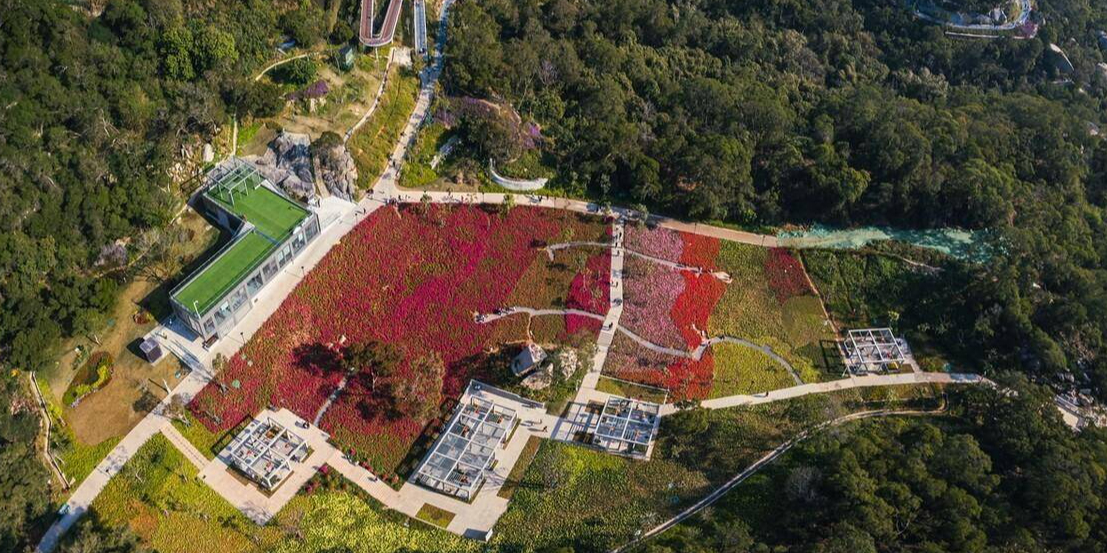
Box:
[415,396,518,500]
[170,158,321,343]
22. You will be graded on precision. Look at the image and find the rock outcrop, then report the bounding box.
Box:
[312,134,359,201]
[249,132,316,201]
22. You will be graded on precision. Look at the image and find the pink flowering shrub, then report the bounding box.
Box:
[624,225,683,261]
[620,256,686,349]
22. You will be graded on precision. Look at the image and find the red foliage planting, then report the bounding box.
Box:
[189,205,601,473]
[679,232,721,271]
[603,335,714,401]
[670,233,726,348]
[565,251,611,334]
[671,272,727,349]
[764,248,812,303]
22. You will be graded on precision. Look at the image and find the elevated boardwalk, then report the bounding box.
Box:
[360,0,404,48]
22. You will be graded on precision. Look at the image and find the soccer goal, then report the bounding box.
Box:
[211,160,264,208]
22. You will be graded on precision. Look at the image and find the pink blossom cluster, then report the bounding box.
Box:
[620,256,686,349]
[625,225,683,261]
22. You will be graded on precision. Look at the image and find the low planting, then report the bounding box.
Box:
[708,243,838,383]
[708,343,796,398]
[62,352,113,406]
[189,206,603,477]
[416,503,457,528]
[348,66,420,189]
[90,435,477,553]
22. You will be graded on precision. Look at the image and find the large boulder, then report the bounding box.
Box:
[249,132,316,201]
[312,132,359,201]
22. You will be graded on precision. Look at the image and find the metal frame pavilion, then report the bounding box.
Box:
[593,396,661,459]
[227,416,309,490]
[843,327,908,375]
[414,396,517,500]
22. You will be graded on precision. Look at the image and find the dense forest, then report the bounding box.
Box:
[442,0,1107,393]
[0,0,349,372]
[0,0,348,549]
[646,377,1107,552]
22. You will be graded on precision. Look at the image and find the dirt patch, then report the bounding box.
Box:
[259,54,388,143]
[48,208,219,445]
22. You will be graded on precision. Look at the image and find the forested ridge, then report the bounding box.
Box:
[442,0,1107,393]
[0,1,345,550]
[649,377,1107,552]
[0,0,343,372]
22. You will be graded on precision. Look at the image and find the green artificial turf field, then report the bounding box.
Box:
[173,231,275,315]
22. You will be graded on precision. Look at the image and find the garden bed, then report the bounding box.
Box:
[189,206,603,476]
[89,434,478,553]
[708,243,838,384]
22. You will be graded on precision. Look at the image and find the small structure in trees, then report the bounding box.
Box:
[511,341,546,377]
[842,328,909,375]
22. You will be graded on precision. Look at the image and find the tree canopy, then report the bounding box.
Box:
[442,0,1107,394]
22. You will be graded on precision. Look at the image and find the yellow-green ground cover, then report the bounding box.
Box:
[170,412,247,460]
[709,344,796,398]
[398,122,450,189]
[91,434,479,553]
[708,243,839,385]
[415,503,456,528]
[595,376,670,403]
[348,66,420,189]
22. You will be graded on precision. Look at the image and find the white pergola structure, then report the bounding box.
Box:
[415,396,517,500]
[227,416,308,490]
[843,327,908,375]
[593,396,661,459]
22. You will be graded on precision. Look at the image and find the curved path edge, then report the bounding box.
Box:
[477,307,802,383]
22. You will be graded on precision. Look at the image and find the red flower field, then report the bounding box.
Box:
[189,205,607,473]
[603,230,725,401]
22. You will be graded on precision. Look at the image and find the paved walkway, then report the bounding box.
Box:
[573,221,626,405]
[478,308,801,384]
[197,408,334,524]
[547,240,731,282]
[688,371,988,414]
[36,362,215,553]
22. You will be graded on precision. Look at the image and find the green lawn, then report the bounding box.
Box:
[58,435,121,490]
[348,66,420,189]
[171,412,246,459]
[596,376,670,403]
[172,231,275,315]
[497,436,542,500]
[708,243,839,383]
[208,181,309,242]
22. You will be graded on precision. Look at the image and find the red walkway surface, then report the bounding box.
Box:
[360,0,404,47]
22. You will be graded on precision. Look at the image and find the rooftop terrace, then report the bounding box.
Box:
[171,160,312,317]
